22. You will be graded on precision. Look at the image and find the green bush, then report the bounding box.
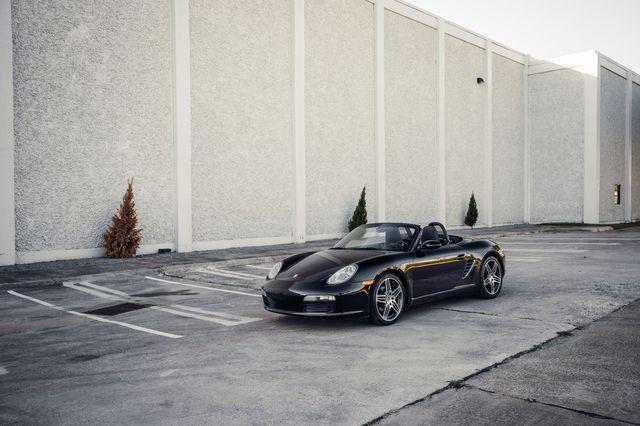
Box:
[464,192,478,228]
[348,186,368,231]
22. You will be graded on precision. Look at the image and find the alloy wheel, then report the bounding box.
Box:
[482,258,502,296]
[374,276,404,322]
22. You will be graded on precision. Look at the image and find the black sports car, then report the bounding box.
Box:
[261,222,505,325]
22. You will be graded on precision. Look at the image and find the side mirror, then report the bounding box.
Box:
[420,240,442,250]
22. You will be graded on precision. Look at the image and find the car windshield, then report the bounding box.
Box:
[332,224,417,252]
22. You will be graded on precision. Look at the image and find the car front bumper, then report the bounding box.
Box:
[261,281,370,317]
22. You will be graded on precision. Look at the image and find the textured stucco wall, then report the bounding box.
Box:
[445,36,486,226]
[384,10,438,225]
[632,83,640,220]
[492,54,525,225]
[12,0,174,252]
[529,68,584,223]
[305,0,375,235]
[599,68,627,223]
[190,0,294,242]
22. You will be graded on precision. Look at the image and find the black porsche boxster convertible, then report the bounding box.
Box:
[261,222,505,325]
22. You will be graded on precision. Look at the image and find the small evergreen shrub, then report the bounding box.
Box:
[464,192,478,228]
[348,186,368,231]
[102,179,142,258]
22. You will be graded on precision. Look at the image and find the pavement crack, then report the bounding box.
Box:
[469,385,640,425]
[435,307,562,325]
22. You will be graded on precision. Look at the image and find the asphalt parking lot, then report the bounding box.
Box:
[1,227,640,424]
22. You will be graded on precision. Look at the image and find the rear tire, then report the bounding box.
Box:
[368,273,405,325]
[477,255,503,299]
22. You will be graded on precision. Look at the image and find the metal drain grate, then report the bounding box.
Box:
[85,302,151,316]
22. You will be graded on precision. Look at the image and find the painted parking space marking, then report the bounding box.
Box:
[502,242,619,246]
[209,268,266,279]
[64,281,260,327]
[145,276,262,298]
[7,290,182,339]
[245,264,272,271]
[508,257,545,262]
[195,267,258,281]
[505,248,587,253]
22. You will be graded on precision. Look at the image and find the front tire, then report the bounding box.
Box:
[477,255,503,299]
[368,273,405,325]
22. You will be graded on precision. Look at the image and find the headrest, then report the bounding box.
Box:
[385,226,401,244]
[421,225,438,242]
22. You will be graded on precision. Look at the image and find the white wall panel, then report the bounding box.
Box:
[305,0,375,235]
[492,54,525,225]
[529,69,584,223]
[190,0,294,242]
[12,0,174,252]
[445,35,486,227]
[631,82,640,220]
[599,67,626,222]
[384,10,437,225]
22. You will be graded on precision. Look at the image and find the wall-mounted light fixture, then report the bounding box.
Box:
[477,77,485,84]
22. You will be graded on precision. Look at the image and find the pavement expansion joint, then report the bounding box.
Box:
[468,385,640,425]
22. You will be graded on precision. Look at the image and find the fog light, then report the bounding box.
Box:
[303,295,336,302]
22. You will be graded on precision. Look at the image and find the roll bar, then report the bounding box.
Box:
[427,221,449,244]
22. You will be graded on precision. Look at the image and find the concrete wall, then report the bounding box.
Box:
[384,10,438,225]
[305,0,375,236]
[12,0,175,254]
[598,67,627,223]
[0,0,15,266]
[632,82,640,220]
[445,35,487,226]
[528,68,584,223]
[190,0,294,242]
[492,53,525,225]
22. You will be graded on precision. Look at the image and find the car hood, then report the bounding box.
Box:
[277,249,386,281]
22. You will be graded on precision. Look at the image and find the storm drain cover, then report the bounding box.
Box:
[85,302,151,316]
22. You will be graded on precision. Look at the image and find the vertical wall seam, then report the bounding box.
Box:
[171,0,192,252]
[0,0,16,266]
[437,18,446,225]
[485,41,493,227]
[523,54,530,223]
[375,0,385,222]
[293,0,305,242]
[583,53,600,224]
[624,71,632,222]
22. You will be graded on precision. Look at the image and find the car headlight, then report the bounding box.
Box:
[327,264,358,285]
[267,261,282,280]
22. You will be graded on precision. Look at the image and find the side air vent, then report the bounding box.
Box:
[462,258,475,279]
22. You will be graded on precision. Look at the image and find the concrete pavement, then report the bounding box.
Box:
[377,299,640,425]
[1,225,639,424]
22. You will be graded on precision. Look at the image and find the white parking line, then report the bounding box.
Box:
[64,281,260,327]
[505,248,587,253]
[209,268,266,279]
[509,258,543,262]
[245,264,272,271]
[502,242,619,246]
[196,268,256,281]
[500,237,638,241]
[145,276,262,298]
[7,290,182,339]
